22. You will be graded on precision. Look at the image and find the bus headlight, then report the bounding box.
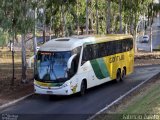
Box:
[61,82,70,88]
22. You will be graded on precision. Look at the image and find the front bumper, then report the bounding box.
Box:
[34,84,73,95]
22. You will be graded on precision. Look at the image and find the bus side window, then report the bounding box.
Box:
[106,42,110,56]
[99,43,106,57]
[126,39,130,51]
[122,40,126,52]
[92,44,99,59]
[116,40,122,53]
[82,45,94,65]
[128,38,133,50]
[108,41,115,55]
[82,47,88,65]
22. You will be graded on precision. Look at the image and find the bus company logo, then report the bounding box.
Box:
[122,114,160,120]
[48,87,51,89]
[109,55,124,63]
[2,114,18,120]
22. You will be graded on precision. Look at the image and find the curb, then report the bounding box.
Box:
[0,93,34,111]
[88,72,160,120]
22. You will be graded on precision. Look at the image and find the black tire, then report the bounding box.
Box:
[116,69,121,82]
[80,80,86,96]
[121,68,126,81]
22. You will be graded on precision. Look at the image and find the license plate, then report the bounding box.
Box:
[46,91,53,94]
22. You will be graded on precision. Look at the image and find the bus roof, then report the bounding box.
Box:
[39,34,133,52]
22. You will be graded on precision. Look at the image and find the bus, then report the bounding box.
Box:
[34,34,134,96]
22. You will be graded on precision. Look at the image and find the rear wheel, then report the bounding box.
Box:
[121,68,126,81]
[116,69,121,82]
[80,80,86,96]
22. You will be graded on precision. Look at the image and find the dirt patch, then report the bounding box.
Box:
[0,50,34,106]
[135,52,160,66]
[135,52,160,59]
[0,68,34,106]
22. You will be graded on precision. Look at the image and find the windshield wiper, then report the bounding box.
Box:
[49,62,58,80]
[63,67,68,78]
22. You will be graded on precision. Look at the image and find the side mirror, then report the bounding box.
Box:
[67,54,77,70]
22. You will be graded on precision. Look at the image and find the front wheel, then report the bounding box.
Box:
[80,80,86,96]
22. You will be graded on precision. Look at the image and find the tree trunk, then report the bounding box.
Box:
[43,29,46,43]
[134,14,138,53]
[61,4,66,37]
[33,6,37,77]
[49,16,52,40]
[43,1,46,43]
[86,0,89,35]
[119,0,122,33]
[96,0,99,34]
[21,34,27,83]
[11,35,15,85]
[76,0,79,35]
[106,0,111,34]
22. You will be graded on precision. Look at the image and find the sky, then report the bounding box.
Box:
[154,0,160,3]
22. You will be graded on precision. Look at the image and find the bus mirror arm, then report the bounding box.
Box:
[67,54,77,69]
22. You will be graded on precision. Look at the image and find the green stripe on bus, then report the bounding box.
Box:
[97,58,109,78]
[90,59,104,79]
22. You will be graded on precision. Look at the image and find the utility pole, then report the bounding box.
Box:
[86,0,89,35]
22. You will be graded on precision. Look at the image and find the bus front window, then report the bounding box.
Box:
[35,51,71,82]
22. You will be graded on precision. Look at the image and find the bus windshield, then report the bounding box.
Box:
[35,51,71,82]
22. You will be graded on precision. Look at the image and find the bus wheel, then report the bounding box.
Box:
[116,69,121,82]
[80,80,86,96]
[121,68,126,81]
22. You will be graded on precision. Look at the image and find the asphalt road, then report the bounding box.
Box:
[0,65,160,120]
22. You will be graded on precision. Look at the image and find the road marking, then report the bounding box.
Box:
[0,93,34,111]
[88,72,160,120]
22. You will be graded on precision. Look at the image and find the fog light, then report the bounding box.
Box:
[65,90,68,93]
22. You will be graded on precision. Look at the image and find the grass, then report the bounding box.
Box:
[94,78,160,120]
[121,83,160,114]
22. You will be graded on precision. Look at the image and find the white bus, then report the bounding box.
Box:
[34,35,134,95]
